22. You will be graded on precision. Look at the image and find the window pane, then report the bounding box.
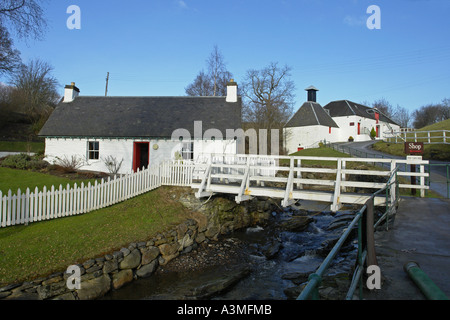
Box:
[88,141,99,159]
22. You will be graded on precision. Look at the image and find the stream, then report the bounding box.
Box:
[103,201,359,300]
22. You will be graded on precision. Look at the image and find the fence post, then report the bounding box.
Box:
[331,159,342,212]
[0,191,3,227]
[365,197,378,267]
[25,188,30,225]
[420,164,425,198]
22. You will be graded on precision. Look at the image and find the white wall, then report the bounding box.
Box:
[332,116,400,142]
[284,125,339,154]
[194,139,237,161]
[44,138,237,174]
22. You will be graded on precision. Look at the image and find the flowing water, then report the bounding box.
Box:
[103,201,358,300]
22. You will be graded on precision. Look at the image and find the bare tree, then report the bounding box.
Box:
[185,45,234,97]
[185,70,213,96]
[412,100,450,129]
[10,59,59,128]
[207,45,226,96]
[0,0,47,40]
[392,105,411,128]
[372,98,395,119]
[241,62,296,154]
[368,98,411,128]
[0,24,21,75]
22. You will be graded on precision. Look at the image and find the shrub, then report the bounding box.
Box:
[0,153,48,170]
[1,153,30,169]
[54,155,85,173]
[102,155,124,175]
[370,128,377,139]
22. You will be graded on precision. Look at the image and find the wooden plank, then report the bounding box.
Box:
[340,181,387,189]
[331,160,342,212]
[282,159,295,207]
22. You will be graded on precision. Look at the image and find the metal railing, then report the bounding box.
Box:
[425,163,450,199]
[297,167,399,300]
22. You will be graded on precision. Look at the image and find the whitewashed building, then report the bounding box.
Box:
[39,81,242,174]
[283,86,400,154]
[323,99,400,143]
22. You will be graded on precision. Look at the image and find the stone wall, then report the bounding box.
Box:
[0,192,279,300]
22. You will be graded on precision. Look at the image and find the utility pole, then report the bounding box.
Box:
[105,72,109,96]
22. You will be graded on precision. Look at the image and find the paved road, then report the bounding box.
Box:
[363,197,450,300]
[332,141,449,198]
[0,152,35,158]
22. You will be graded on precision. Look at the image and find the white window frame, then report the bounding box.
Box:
[87,141,99,160]
[181,142,194,160]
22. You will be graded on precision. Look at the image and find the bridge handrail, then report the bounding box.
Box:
[197,153,428,199]
[297,167,400,300]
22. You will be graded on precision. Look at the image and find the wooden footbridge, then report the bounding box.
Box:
[191,154,429,212]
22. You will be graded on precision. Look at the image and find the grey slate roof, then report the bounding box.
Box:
[284,102,339,128]
[323,100,399,126]
[39,96,242,138]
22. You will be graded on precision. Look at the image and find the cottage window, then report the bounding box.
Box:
[181,142,194,160]
[349,122,355,126]
[88,141,99,160]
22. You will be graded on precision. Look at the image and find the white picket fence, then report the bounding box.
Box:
[0,160,196,228]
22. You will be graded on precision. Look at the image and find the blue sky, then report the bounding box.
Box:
[3,0,450,113]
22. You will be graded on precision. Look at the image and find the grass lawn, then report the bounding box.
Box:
[372,141,450,161]
[0,186,193,286]
[0,141,45,153]
[286,146,352,167]
[0,167,99,195]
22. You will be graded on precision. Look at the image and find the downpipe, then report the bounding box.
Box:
[403,261,449,300]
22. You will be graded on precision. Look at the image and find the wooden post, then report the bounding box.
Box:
[411,164,417,196]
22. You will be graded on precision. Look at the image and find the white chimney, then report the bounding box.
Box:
[63,82,80,103]
[226,79,238,103]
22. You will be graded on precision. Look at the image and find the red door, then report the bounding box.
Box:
[376,125,380,138]
[133,142,149,172]
[357,123,361,135]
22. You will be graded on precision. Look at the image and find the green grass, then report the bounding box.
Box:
[286,146,352,167]
[0,141,45,153]
[372,141,450,161]
[0,167,99,195]
[419,119,450,131]
[0,186,192,286]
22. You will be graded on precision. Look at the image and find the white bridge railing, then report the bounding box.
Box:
[193,153,429,212]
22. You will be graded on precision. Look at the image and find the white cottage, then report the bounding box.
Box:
[39,81,242,174]
[323,99,400,143]
[284,87,340,153]
[283,86,400,154]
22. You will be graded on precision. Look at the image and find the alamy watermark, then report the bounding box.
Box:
[171,121,280,156]
[367,5,381,30]
[67,5,81,30]
[66,265,81,290]
[66,4,381,31]
[366,265,381,290]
